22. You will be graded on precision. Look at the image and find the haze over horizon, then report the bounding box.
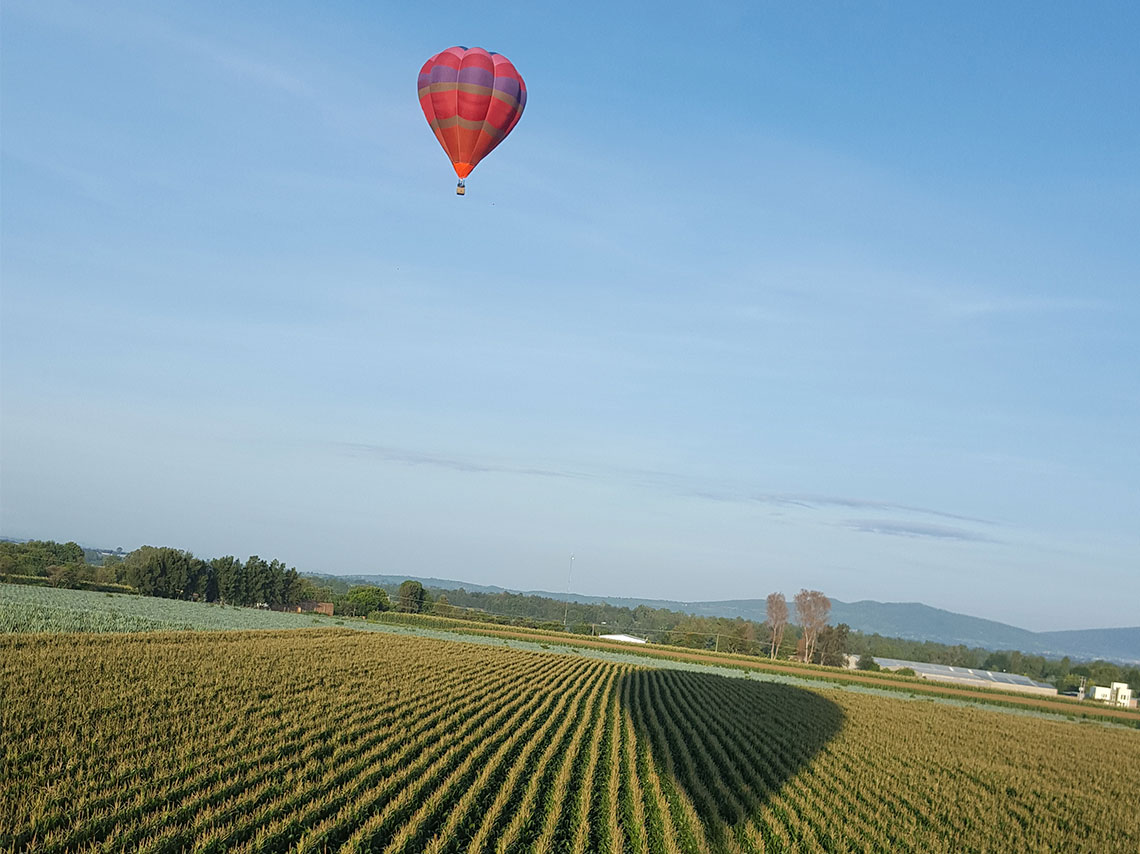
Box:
[2,1,1137,633]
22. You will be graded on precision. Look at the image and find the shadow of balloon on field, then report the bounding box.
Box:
[619,669,844,847]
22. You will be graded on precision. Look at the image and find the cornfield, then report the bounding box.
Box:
[2,630,1137,853]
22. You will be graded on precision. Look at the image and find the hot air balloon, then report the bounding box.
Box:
[417,46,526,195]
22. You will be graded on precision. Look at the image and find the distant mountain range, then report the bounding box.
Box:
[674,598,1139,665]
[330,573,1140,664]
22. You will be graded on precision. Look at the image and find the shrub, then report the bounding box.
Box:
[856,653,881,671]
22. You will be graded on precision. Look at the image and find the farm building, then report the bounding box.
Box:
[598,633,647,644]
[873,657,1058,697]
[1087,682,1133,707]
[295,601,334,616]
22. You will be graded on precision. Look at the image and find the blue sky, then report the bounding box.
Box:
[2,1,1137,631]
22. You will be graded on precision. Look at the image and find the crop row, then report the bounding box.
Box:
[3,630,1139,852]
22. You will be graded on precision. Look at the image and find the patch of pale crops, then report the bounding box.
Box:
[2,630,1137,853]
[0,583,331,633]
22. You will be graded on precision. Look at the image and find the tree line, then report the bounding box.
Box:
[2,539,315,608]
[405,585,799,655]
[2,539,1135,692]
[0,539,436,616]
[1,540,99,589]
[356,582,1140,690]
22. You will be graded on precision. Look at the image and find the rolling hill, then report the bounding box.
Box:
[330,573,1139,664]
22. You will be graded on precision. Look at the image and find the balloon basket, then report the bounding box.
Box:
[456,180,466,196]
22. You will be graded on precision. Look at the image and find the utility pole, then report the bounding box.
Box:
[563,554,574,631]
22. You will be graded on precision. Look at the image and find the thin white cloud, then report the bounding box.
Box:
[743,493,995,525]
[331,440,995,529]
[843,519,998,543]
[335,442,590,482]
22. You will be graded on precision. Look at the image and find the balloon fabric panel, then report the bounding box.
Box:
[418,46,526,180]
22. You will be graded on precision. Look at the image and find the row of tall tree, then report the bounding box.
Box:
[765,589,836,663]
[124,547,316,606]
[0,540,317,608]
[1,541,442,618]
[124,553,436,615]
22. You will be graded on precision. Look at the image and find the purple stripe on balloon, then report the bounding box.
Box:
[492,77,520,98]
[457,66,495,87]
[430,64,459,84]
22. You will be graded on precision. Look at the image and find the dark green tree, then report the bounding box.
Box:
[294,577,331,604]
[2,540,86,579]
[343,586,390,617]
[120,546,206,599]
[245,556,271,605]
[281,567,303,606]
[212,556,245,604]
[815,623,850,667]
[183,556,211,600]
[856,652,880,671]
[396,580,426,613]
[48,563,82,589]
[202,563,220,602]
[263,559,287,606]
[983,650,1013,672]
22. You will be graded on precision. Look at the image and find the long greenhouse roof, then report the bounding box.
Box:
[873,658,1054,690]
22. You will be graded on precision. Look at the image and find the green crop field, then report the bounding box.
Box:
[3,630,1138,853]
[0,583,342,634]
[5,584,1136,730]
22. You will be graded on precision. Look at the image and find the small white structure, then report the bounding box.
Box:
[599,633,647,645]
[1088,682,1133,707]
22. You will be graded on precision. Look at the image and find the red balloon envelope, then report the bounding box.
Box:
[418,46,526,192]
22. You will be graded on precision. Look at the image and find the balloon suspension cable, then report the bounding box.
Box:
[456,179,466,196]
